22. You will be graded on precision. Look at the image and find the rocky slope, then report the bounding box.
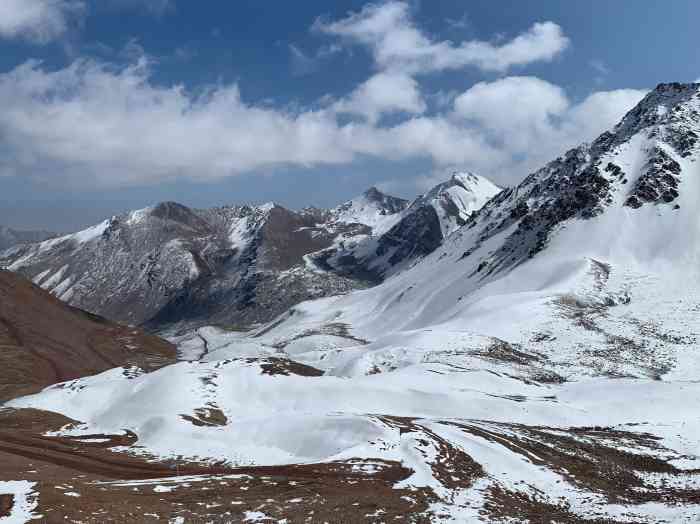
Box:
[309,172,501,281]
[7,83,700,522]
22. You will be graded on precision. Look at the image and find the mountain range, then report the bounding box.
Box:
[2,82,700,522]
[1,172,499,332]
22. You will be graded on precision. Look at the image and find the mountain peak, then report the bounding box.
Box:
[362,186,386,201]
[611,82,700,143]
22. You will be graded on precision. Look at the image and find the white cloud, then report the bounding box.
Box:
[0,59,354,184]
[454,77,569,153]
[0,0,84,43]
[563,88,649,142]
[0,0,176,43]
[0,58,648,188]
[332,72,426,122]
[315,1,569,74]
[452,76,647,175]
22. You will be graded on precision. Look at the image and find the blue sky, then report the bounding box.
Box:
[1,0,698,231]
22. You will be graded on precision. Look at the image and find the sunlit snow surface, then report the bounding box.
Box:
[6,84,700,521]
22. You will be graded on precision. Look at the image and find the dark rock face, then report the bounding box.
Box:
[149,202,213,231]
[459,145,613,277]
[375,205,443,269]
[310,205,445,284]
[625,148,682,208]
[145,205,363,330]
[312,174,501,282]
[343,187,409,216]
[257,206,336,272]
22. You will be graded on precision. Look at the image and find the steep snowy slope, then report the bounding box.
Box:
[261,83,700,377]
[409,172,502,237]
[5,83,700,522]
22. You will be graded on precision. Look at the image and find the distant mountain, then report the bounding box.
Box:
[0,177,497,331]
[0,185,417,329]
[310,172,501,280]
[0,226,55,251]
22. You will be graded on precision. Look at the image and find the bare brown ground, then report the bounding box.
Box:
[0,409,434,523]
[0,494,13,518]
[0,270,176,403]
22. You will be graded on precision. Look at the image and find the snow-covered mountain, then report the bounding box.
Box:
[5,83,700,522]
[1,183,470,330]
[0,226,55,251]
[310,172,501,280]
[326,186,410,234]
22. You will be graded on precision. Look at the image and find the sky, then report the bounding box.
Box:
[0,0,698,232]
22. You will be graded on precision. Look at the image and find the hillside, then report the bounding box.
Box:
[0,270,175,403]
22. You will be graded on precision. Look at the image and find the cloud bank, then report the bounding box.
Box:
[0,1,648,189]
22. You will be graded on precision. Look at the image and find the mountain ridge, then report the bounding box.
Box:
[1,178,491,331]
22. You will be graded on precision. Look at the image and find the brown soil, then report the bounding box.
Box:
[0,270,177,403]
[0,494,13,518]
[483,485,625,524]
[449,421,700,507]
[0,409,434,523]
[180,406,228,427]
[256,357,325,377]
[379,416,485,490]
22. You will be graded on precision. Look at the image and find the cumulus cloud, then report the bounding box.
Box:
[332,72,426,122]
[452,76,647,174]
[315,1,569,74]
[0,57,648,187]
[0,59,358,184]
[0,0,84,43]
[454,77,570,153]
